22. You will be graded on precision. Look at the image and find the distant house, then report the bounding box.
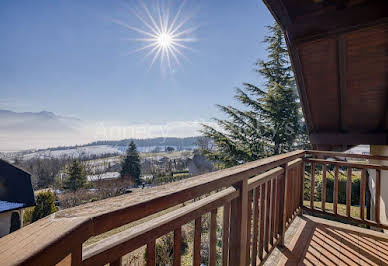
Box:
[0,160,35,237]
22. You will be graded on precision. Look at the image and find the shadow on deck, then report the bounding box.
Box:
[266,215,388,266]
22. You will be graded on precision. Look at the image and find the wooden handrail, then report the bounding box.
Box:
[0,150,305,266]
[305,158,388,171]
[304,156,388,231]
[306,150,388,161]
[82,188,239,265]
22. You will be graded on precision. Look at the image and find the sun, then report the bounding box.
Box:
[114,0,198,70]
[157,32,172,48]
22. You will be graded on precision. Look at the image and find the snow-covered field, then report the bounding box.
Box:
[21,145,123,160]
[1,144,197,161]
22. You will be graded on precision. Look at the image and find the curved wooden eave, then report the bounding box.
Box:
[263,0,388,150]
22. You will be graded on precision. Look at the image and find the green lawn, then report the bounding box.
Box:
[303,200,365,219]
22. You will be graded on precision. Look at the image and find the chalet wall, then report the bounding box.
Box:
[0,210,23,238]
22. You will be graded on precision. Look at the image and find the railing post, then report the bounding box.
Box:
[278,163,288,247]
[299,160,305,214]
[229,178,248,266]
[71,246,82,266]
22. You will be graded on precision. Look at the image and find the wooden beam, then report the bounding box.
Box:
[337,35,346,132]
[292,1,388,42]
[285,34,315,134]
[262,0,293,36]
[309,132,387,145]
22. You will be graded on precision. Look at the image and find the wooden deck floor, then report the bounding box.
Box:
[265,215,388,266]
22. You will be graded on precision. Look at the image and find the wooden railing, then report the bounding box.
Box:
[3,149,387,266]
[304,150,388,230]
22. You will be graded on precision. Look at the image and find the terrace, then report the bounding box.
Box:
[1,0,388,265]
[1,150,388,265]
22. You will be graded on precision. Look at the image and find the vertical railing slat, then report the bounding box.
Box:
[333,166,339,215]
[229,179,248,266]
[110,257,122,266]
[346,167,352,217]
[310,162,315,209]
[246,190,253,264]
[146,240,156,266]
[173,228,182,266]
[209,209,217,266]
[193,217,202,266]
[275,176,281,238]
[270,178,276,245]
[70,246,82,266]
[251,187,260,266]
[287,169,292,221]
[264,181,271,253]
[322,164,327,212]
[292,168,296,216]
[300,161,305,207]
[222,202,230,266]
[258,183,266,260]
[360,168,366,220]
[279,164,288,247]
[295,166,300,214]
[376,169,381,224]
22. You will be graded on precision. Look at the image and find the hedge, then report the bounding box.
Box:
[304,170,361,206]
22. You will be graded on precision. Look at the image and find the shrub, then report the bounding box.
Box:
[23,207,34,225]
[304,169,361,205]
[31,191,58,222]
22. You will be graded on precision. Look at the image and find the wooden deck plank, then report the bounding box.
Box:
[265,214,388,266]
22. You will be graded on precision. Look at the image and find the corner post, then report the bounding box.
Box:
[229,178,248,265]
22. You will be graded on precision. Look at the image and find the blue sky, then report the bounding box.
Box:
[0,0,274,124]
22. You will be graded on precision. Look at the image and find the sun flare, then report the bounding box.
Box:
[157,32,172,48]
[114,0,198,71]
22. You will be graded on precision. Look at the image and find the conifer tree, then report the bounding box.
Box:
[63,159,87,192]
[120,140,141,185]
[31,191,58,222]
[202,22,304,167]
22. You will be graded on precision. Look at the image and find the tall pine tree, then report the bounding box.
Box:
[63,160,87,192]
[202,22,304,168]
[120,140,141,185]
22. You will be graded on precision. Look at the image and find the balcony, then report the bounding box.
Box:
[1,150,388,266]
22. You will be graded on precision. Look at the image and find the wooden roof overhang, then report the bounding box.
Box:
[263,0,388,150]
